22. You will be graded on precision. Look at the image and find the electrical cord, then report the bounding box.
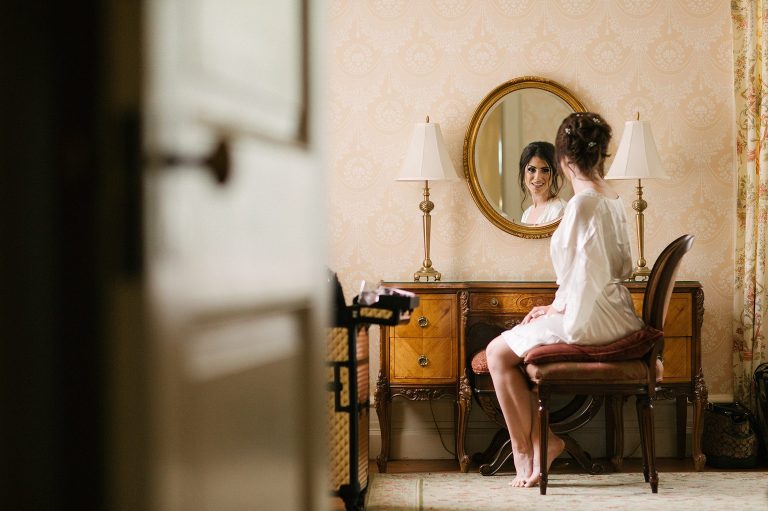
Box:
[429,399,456,457]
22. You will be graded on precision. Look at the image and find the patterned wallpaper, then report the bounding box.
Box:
[328,0,735,395]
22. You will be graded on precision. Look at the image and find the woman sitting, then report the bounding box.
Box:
[486,113,643,488]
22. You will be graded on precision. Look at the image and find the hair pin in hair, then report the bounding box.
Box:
[592,117,601,124]
[587,141,596,148]
[565,127,572,135]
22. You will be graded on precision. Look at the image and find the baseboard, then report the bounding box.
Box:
[368,395,719,461]
[707,393,733,403]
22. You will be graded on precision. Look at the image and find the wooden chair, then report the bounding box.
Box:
[468,340,605,476]
[524,234,694,495]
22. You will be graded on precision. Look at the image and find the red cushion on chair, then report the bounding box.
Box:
[523,326,663,364]
[471,350,490,375]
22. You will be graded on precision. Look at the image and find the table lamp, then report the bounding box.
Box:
[397,116,461,281]
[605,114,668,280]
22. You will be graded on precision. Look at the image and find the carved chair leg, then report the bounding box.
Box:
[635,396,649,483]
[605,395,625,472]
[636,395,659,492]
[640,396,659,493]
[538,391,550,495]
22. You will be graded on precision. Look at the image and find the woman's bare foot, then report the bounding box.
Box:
[510,449,534,487]
[525,433,566,488]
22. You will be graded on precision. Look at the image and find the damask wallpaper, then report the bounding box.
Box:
[328,0,735,406]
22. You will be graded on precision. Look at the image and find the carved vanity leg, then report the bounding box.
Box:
[456,371,472,473]
[675,396,687,459]
[691,370,708,471]
[374,372,391,473]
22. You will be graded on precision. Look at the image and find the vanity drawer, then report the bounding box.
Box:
[470,292,554,313]
[389,337,456,384]
[394,295,455,338]
[631,292,692,337]
[660,337,691,382]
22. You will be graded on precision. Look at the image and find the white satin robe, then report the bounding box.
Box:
[502,189,644,357]
[521,197,567,225]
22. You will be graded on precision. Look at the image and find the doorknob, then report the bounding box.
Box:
[153,137,231,184]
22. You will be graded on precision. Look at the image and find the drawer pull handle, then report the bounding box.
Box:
[418,355,429,367]
[489,298,499,306]
[417,316,429,328]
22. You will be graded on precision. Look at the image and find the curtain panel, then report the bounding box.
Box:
[731,0,768,406]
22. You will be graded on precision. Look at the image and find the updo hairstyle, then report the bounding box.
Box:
[518,140,560,204]
[554,112,612,180]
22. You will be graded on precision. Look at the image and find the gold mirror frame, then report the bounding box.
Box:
[463,76,587,239]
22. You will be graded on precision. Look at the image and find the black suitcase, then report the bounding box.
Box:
[327,324,370,511]
[326,274,418,510]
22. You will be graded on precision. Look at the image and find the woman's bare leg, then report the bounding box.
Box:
[526,392,565,488]
[485,336,534,487]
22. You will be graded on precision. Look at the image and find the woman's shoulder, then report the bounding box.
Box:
[569,189,621,209]
[566,190,601,212]
[562,190,617,229]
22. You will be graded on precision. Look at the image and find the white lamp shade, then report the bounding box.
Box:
[606,120,667,180]
[397,121,461,181]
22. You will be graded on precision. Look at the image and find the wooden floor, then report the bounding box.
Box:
[328,457,768,510]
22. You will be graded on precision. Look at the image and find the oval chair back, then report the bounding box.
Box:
[643,234,695,330]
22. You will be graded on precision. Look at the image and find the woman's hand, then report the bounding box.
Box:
[521,305,553,325]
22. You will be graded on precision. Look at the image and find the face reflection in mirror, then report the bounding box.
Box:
[518,143,567,226]
[474,88,574,225]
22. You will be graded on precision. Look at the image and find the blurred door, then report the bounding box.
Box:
[138,1,327,510]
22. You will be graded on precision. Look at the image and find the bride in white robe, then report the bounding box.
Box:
[503,188,642,355]
[484,112,644,489]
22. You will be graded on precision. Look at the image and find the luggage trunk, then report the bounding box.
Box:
[327,324,370,511]
[326,274,418,510]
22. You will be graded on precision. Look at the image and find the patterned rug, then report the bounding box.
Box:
[365,471,768,510]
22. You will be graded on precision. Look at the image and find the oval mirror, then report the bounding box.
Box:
[463,77,586,238]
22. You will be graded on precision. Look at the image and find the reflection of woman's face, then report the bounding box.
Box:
[524,155,552,200]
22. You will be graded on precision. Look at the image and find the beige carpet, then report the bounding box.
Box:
[365,471,768,510]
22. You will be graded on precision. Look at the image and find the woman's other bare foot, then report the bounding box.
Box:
[510,449,534,487]
[525,433,565,488]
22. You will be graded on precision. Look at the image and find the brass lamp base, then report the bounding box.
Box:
[411,180,444,283]
[630,178,651,282]
[631,265,651,282]
[414,266,441,282]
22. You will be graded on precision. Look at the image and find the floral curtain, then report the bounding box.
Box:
[732,0,768,407]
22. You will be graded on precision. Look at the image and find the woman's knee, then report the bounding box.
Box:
[485,336,511,372]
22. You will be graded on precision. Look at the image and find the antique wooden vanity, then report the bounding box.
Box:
[374,280,707,473]
[374,76,707,474]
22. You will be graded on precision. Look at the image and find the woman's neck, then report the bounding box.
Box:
[572,177,597,194]
[531,194,549,207]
